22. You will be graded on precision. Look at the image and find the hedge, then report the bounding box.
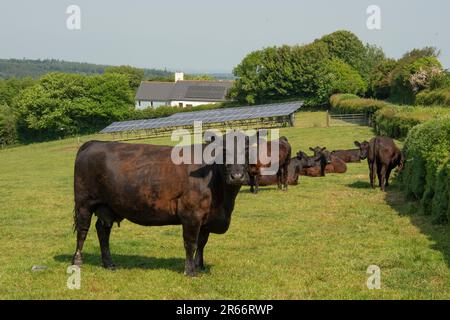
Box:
[415,87,450,107]
[373,105,449,139]
[329,93,389,115]
[400,118,450,223]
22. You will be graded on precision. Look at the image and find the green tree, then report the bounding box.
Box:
[316,30,367,78]
[104,65,145,90]
[15,72,134,141]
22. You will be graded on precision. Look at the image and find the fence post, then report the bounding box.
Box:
[326,111,330,127]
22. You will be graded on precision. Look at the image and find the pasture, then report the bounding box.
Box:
[0,112,449,299]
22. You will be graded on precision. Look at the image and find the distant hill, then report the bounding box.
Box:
[0,58,173,80]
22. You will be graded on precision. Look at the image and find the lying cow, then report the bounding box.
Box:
[305,146,347,177]
[247,136,292,194]
[72,131,250,276]
[366,136,404,191]
[331,141,370,163]
[245,154,313,187]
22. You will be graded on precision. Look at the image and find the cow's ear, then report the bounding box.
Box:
[309,147,314,152]
[354,141,361,147]
[321,147,326,151]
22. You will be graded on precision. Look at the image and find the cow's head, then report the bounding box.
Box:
[219,130,249,185]
[354,141,370,160]
[310,146,331,164]
[296,151,317,167]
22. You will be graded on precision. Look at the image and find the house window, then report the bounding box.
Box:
[186,104,193,108]
[179,102,183,108]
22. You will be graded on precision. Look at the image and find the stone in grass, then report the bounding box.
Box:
[31,265,48,272]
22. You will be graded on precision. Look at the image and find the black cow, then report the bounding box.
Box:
[367,136,404,191]
[72,131,249,276]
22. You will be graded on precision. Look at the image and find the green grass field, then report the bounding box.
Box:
[1,112,449,299]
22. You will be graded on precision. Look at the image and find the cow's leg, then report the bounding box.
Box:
[376,162,383,188]
[194,230,210,271]
[385,167,392,187]
[95,219,115,270]
[368,161,375,188]
[277,169,282,190]
[380,165,388,192]
[283,164,289,191]
[72,206,93,266]
[254,175,260,194]
[249,175,255,194]
[182,222,201,276]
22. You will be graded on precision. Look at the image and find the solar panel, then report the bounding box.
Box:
[100,101,302,134]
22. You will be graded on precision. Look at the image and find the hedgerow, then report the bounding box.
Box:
[400,118,450,223]
[329,94,388,115]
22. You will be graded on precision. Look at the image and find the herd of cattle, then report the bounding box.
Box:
[246,135,404,194]
[71,131,404,276]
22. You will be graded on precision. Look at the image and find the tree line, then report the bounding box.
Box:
[230,30,450,107]
[1,30,449,146]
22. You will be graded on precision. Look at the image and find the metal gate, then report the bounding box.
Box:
[327,112,369,127]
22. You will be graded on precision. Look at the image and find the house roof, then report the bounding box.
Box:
[135,80,234,102]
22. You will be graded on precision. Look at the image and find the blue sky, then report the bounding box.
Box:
[0,0,448,73]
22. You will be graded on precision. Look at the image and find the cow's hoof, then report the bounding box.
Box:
[103,263,116,271]
[72,254,83,267]
[184,270,197,277]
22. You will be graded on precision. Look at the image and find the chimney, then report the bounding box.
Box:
[175,72,184,82]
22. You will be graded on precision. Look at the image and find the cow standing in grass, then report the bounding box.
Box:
[366,136,404,191]
[72,131,249,276]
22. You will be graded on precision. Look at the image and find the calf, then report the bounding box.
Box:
[248,136,292,194]
[366,136,404,191]
[309,146,347,176]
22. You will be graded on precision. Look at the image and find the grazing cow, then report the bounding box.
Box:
[248,136,292,194]
[72,131,249,276]
[331,141,370,163]
[367,136,404,191]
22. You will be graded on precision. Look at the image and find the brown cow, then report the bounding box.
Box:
[366,136,404,191]
[308,146,347,176]
[367,136,405,191]
[245,155,310,187]
[72,131,249,276]
[248,136,292,194]
[331,141,369,163]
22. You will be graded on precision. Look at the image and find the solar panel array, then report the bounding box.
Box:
[100,101,302,134]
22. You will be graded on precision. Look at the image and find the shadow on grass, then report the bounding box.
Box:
[54,253,212,274]
[347,181,373,189]
[385,184,450,269]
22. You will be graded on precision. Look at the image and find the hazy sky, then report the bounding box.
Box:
[0,0,449,73]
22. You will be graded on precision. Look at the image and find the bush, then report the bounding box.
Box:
[373,105,449,139]
[401,118,450,223]
[329,94,388,115]
[415,87,450,106]
[0,104,17,145]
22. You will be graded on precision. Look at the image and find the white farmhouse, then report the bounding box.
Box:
[135,72,234,109]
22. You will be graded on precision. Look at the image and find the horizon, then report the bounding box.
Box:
[0,0,449,73]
